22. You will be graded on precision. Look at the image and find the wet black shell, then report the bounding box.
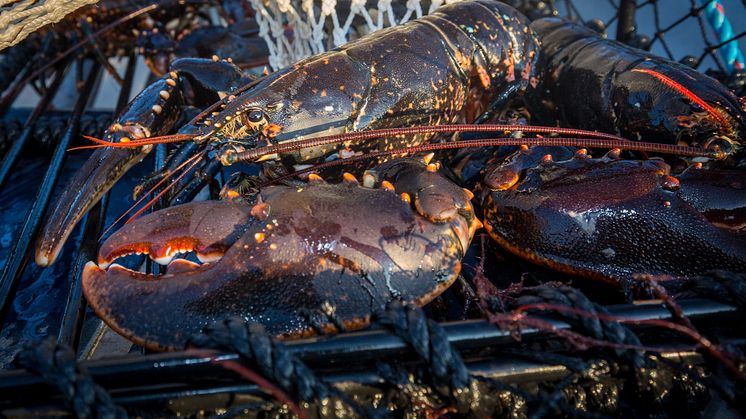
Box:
[531,18,746,147]
[218,0,540,163]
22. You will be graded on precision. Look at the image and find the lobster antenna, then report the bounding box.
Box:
[68,133,197,151]
[265,137,717,184]
[227,124,631,164]
[100,151,205,239]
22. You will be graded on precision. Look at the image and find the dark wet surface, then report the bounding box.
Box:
[0,152,155,367]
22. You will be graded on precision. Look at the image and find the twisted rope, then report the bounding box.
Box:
[14,337,127,419]
[0,0,98,50]
[187,318,379,418]
[507,286,648,368]
[373,300,475,412]
[187,319,330,403]
[700,0,745,73]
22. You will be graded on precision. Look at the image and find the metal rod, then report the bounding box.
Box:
[0,66,68,190]
[57,55,138,349]
[616,0,637,43]
[0,62,100,320]
[0,299,736,406]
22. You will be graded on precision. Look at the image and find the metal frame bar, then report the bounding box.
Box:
[0,298,738,409]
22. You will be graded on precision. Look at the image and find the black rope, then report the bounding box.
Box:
[677,270,746,307]
[372,301,474,412]
[187,319,329,402]
[14,337,127,419]
[502,285,649,368]
[187,317,380,418]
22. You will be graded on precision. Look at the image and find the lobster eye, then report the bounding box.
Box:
[247,109,265,123]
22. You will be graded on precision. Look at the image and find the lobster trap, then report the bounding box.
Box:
[0,0,744,417]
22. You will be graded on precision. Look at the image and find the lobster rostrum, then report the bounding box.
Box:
[32,1,745,349]
[36,0,540,266]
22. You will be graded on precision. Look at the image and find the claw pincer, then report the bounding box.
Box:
[83,160,478,350]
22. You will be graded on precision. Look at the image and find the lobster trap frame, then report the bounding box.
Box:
[0,0,744,416]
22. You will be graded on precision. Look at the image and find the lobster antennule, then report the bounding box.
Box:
[99,151,206,240]
[69,133,198,151]
[631,68,732,131]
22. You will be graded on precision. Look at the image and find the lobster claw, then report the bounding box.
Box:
[35,73,187,266]
[482,149,746,283]
[83,160,478,350]
[35,139,153,267]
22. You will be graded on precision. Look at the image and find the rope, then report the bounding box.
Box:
[700,0,745,73]
[0,0,98,50]
[504,286,649,369]
[14,337,127,419]
[372,301,476,413]
[187,319,331,403]
[651,270,746,308]
[187,318,379,418]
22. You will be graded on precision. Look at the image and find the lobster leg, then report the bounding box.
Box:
[35,58,249,266]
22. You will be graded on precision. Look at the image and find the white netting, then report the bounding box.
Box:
[247,0,466,70]
[0,0,98,50]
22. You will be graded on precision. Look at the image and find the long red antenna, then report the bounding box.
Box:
[264,137,716,184]
[100,151,205,239]
[123,152,205,225]
[227,124,631,164]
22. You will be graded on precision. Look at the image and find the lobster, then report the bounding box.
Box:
[36,0,539,266]
[33,1,746,349]
[83,158,479,350]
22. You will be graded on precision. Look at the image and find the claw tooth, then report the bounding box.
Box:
[423,152,435,165]
[97,260,110,270]
[108,263,134,273]
[85,261,104,275]
[197,252,223,263]
[167,258,201,274]
[153,254,174,266]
